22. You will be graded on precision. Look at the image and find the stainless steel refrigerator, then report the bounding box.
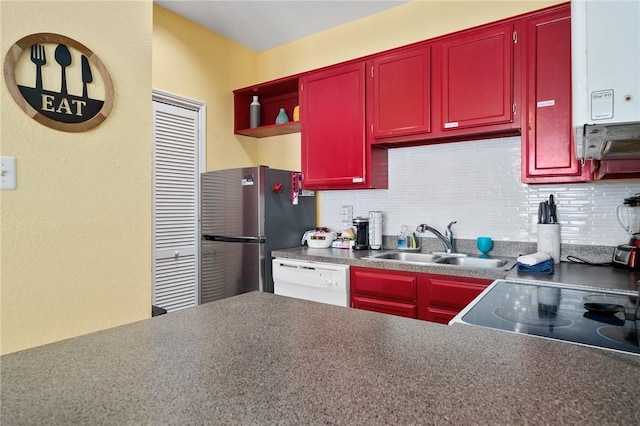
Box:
[200,166,316,303]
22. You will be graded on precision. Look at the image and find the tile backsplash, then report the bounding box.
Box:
[318,137,640,246]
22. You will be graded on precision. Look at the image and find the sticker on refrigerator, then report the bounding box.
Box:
[242,174,255,186]
[591,89,614,120]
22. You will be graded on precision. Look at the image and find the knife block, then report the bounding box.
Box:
[537,224,561,264]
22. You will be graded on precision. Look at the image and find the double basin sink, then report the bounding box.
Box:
[364,251,517,271]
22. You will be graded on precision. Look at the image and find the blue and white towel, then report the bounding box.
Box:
[516,252,554,274]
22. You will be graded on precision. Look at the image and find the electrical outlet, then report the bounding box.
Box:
[1,156,16,190]
[341,205,353,224]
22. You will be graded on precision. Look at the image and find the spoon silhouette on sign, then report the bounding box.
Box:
[54,44,72,96]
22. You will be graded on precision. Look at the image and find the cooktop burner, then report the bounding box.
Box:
[453,280,640,356]
[492,307,573,328]
[598,325,640,347]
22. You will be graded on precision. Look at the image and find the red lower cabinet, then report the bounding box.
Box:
[350,267,417,319]
[417,274,491,324]
[350,266,491,324]
[351,297,417,318]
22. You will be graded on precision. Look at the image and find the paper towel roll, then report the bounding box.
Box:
[368,211,382,250]
[537,223,561,264]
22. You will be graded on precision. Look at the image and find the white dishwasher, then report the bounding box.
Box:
[272,258,350,307]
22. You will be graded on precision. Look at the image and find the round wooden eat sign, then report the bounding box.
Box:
[3,33,114,132]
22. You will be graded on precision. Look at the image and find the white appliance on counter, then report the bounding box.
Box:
[572,0,640,160]
[272,258,350,307]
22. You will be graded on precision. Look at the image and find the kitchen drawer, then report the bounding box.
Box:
[350,267,417,302]
[352,296,417,319]
[428,278,488,310]
[417,273,491,324]
[423,307,458,325]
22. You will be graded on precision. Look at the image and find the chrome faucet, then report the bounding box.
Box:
[416,221,457,253]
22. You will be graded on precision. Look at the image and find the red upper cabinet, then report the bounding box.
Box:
[438,23,516,132]
[300,62,387,190]
[521,4,591,183]
[368,45,432,139]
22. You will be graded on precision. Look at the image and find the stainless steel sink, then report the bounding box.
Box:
[435,256,509,268]
[367,252,442,263]
[364,251,516,271]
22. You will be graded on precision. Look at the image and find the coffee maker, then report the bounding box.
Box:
[352,217,369,251]
[612,194,640,270]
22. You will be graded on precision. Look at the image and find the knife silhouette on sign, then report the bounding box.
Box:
[81,55,93,98]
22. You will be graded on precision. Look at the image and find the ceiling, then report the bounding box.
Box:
[154,0,410,52]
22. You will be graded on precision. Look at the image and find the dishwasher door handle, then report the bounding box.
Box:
[277,262,317,271]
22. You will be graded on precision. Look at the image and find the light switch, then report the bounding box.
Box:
[1,156,16,190]
[341,205,353,224]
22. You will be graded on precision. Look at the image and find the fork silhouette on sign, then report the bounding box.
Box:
[30,44,46,90]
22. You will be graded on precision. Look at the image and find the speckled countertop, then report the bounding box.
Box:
[2,292,639,425]
[273,246,640,292]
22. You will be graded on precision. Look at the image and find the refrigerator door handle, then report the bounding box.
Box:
[202,235,266,244]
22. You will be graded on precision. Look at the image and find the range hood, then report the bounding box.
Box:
[572,0,640,160]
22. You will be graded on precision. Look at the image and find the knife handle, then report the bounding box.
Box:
[548,195,557,223]
[538,202,543,224]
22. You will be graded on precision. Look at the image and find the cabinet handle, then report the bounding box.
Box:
[512,31,518,44]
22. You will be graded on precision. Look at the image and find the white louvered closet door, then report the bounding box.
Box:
[152,100,199,312]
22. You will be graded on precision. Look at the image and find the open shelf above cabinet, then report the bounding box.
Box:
[234,75,300,138]
[235,122,301,138]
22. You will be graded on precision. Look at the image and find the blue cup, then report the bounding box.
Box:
[477,237,493,258]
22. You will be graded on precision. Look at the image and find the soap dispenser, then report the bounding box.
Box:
[397,225,408,249]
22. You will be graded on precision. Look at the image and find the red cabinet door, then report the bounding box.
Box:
[369,45,432,139]
[300,62,368,189]
[350,267,417,301]
[522,5,591,183]
[440,23,514,131]
[350,267,418,318]
[417,273,491,324]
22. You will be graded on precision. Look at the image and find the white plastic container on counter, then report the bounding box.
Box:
[368,211,382,250]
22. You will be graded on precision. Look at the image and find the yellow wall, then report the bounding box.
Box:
[0,0,565,355]
[259,0,563,80]
[153,4,302,172]
[153,4,262,171]
[0,1,153,355]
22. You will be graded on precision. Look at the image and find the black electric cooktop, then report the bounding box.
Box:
[453,280,639,356]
